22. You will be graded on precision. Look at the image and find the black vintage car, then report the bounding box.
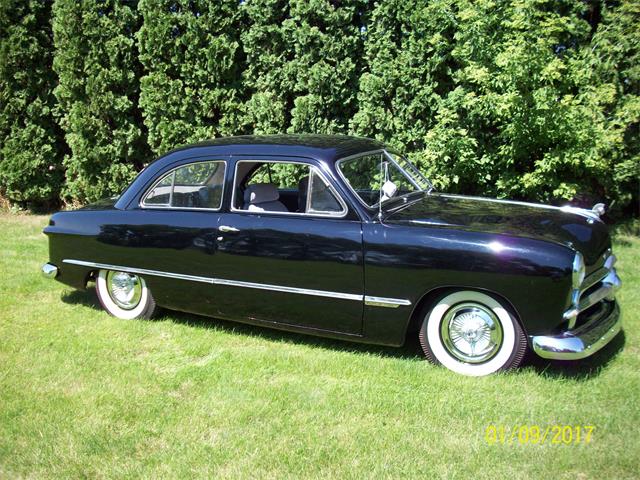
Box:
[42,135,622,376]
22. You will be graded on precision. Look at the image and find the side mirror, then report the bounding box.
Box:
[381,180,398,201]
[592,203,606,217]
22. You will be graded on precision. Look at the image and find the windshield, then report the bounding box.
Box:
[337,150,432,208]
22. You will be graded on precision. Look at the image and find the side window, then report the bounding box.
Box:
[307,168,344,215]
[337,153,383,207]
[142,160,225,210]
[233,161,346,216]
[337,151,421,207]
[144,171,173,205]
[247,162,308,189]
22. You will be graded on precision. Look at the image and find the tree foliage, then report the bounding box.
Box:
[419,1,610,204]
[351,0,457,152]
[588,0,640,208]
[138,0,245,155]
[0,0,64,207]
[241,0,367,134]
[0,0,637,214]
[53,0,148,203]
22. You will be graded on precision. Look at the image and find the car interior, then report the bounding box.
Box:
[144,159,344,215]
[234,161,343,215]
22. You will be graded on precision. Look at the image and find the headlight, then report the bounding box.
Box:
[572,252,585,288]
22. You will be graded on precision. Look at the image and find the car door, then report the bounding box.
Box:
[103,157,230,317]
[210,155,364,335]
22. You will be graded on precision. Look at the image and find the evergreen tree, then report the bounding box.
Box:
[588,0,639,213]
[137,0,246,155]
[0,0,64,207]
[241,0,290,134]
[53,0,148,204]
[420,0,618,206]
[351,0,457,154]
[242,0,366,134]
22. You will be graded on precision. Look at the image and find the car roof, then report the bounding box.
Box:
[117,134,385,213]
[164,134,386,163]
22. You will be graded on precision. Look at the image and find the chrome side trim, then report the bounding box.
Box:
[438,194,603,222]
[213,278,362,301]
[364,296,412,308]
[64,259,212,284]
[532,302,621,360]
[62,259,412,307]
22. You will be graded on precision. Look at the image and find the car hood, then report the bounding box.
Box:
[383,193,610,265]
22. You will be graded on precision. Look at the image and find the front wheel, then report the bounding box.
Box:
[419,291,527,376]
[95,269,157,319]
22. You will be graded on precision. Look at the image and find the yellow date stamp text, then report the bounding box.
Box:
[484,425,594,446]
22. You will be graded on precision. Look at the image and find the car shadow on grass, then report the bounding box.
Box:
[61,287,425,361]
[61,288,102,309]
[61,287,626,377]
[177,313,428,362]
[523,331,626,380]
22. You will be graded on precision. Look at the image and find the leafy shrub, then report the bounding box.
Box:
[353,0,638,213]
[242,0,367,134]
[351,0,456,152]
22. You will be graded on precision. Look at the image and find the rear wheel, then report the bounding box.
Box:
[419,290,527,376]
[95,269,156,319]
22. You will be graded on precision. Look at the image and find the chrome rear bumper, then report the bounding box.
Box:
[41,263,58,279]
[532,301,621,360]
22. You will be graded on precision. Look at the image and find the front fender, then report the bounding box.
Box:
[362,223,574,345]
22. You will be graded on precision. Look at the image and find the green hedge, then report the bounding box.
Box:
[52,0,149,204]
[138,0,245,155]
[419,0,639,208]
[0,0,64,208]
[0,0,637,214]
[242,0,367,134]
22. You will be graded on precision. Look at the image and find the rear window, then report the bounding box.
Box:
[142,161,226,210]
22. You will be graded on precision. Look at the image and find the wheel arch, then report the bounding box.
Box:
[403,285,527,343]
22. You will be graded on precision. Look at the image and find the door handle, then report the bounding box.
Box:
[219,225,239,233]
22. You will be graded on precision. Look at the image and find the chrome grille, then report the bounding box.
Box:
[581,266,609,293]
[564,252,621,330]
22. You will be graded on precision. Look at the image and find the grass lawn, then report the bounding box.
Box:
[0,213,638,479]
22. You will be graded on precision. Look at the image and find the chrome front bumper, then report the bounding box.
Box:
[532,301,622,360]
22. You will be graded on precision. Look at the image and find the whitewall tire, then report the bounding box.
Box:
[95,269,157,319]
[419,290,527,376]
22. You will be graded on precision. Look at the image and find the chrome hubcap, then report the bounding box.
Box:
[106,271,142,310]
[441,302,503,363]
